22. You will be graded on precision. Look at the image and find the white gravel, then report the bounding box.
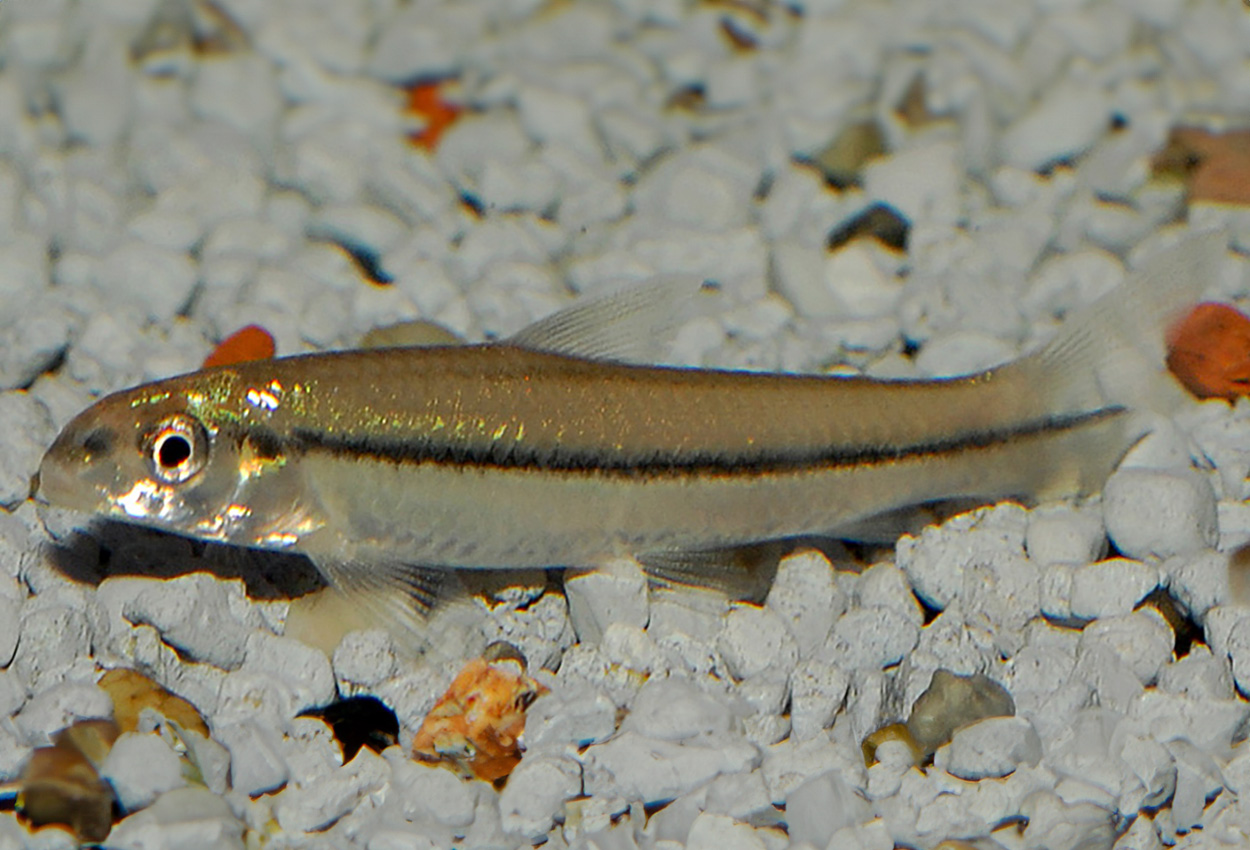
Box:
[4,1,1250,848]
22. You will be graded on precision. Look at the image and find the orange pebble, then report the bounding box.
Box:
[202,325,276,369]
[406,82,461,152]
[1166,302,1250,400]
[412,657,546,783]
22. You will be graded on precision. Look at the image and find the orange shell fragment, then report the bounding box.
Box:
[412,657,547,783]
[202,325,276,369]
[1166,302,1250,400]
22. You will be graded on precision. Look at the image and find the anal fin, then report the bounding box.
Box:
[637,543,784,605]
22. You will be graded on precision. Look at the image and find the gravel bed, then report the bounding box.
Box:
[4,1,1250,848]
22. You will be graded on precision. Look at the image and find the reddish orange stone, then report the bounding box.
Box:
[1166,302,1250,400]
[202,325,275,369]
[407,82,462,152]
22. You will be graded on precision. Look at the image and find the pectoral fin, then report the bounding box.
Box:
[300,556,464,656]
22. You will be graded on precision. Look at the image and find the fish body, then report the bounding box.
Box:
[35,235,1222,622]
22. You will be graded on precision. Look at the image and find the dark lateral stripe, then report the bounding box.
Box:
[258,406,1126,477]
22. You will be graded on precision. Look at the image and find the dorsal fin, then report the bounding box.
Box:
[508,276,707,363]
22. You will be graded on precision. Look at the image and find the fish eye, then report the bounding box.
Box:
[144,414,209,484]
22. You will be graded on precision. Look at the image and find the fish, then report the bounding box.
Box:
[35,234,1224,639]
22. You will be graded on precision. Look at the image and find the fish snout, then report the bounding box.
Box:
[34,423,118,512]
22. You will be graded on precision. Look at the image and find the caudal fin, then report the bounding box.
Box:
[1023,230,1230,418]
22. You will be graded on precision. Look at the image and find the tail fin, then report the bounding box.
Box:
[1021,230,1230,418]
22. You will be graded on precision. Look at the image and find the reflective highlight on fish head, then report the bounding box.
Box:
[37,374,321,548]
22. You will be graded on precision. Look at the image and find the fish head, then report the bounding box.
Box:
[37,373,262,540]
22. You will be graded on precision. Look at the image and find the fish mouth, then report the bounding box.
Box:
[28,470,44,505]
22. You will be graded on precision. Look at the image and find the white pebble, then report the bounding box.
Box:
[765,549,843,658]
[498,753,582,840]
[100,732,187,813]
[789,659,849,741]
[1020,790,1114,850]
[13,682,112,747]
[384,749,476,828]
[942,715,1042,780]
[772,241,840,319]
[1068,559,1159,621]
[897,503,1030,610]
[55,31,134,147]
[0,724,29,784]
[216,721,289,797]
[1162,550,1230,624]
[1025,506,1108,566]
[856,563,924,627]
[862,142,962,226]
[0,596,18,667]
[524,685,616,751]
[704,769,774,821]
[0,302,72,392]
[914,331,1017,377]
[106,787,245,850]
[0,392,55,509]
[272,745,388,834]
[1078,610,1174,686]
[239,631,336,717]
[189,53,282,142]
[93,239,198,323]
[332,629,398,691]
[717,605,798,680]
[13,603,92,693]
[623,677,731,742]
[517,85,601,162]
[826,606,919,670]
[581,732,757,803]
[1102,467,1218,560]
[784,771,871,849]
[822,242,904,320]
[685,811,767,850]
[0,669,25,719]
[1000,84,1111,171]
[122,573,258,670]
[632,145,756,231]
